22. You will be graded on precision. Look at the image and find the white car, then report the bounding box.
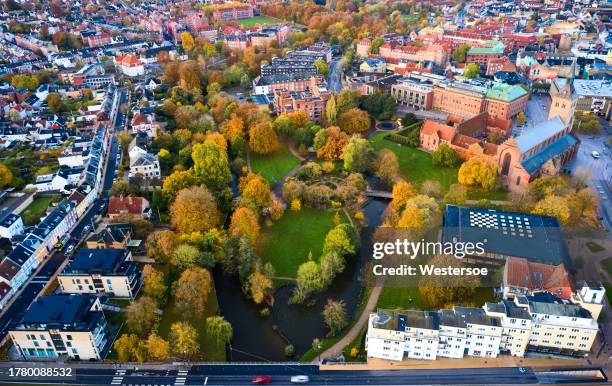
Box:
[66,244,75,254]
[290,375,309,384]
[591,151,601,159]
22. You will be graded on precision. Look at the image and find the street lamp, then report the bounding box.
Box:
[317,342,321,364]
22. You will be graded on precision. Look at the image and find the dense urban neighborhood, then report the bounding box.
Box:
[0,0,610,384]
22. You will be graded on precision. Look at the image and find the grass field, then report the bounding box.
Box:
[369,133,457,190]
[376,286,496,311]
[158,284,225,362]
[587,242,605,253]
[238,16,279,28]
[257,209,338,278]
[370,133,508,200]
[250,143,300,185]
[600,257,612,277]
[22,195,60,226]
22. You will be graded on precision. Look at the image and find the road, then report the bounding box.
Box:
[569,123,612,232]
[0,91,122,343]
[328,58,344,94]
[0,364,550,385]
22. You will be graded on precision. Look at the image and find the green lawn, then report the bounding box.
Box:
[600,257,612,277]
[369,132,457,190]
[238,16,280,28]
[466,187,509,201]
[22,195,60,226]
[376,286,495,311]
[250,143,300,185]
[158,285,225,362]
[257,209,338,278]
[587,242,605,253]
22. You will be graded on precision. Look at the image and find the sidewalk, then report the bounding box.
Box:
[314,286,382,362]
[321,355,587,371]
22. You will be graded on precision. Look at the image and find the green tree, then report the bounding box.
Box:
[463,63,480,78]
[369,37,385,54]
[325,95,337,125]
[314,59,329,77]
[142,265,167,300]
[192,141,231,191]
[171,244,201,270]
[341,136,373,172]
[432,144,460,168]
[452,44,470,63]
[295,261,323,300]
[338,108,370,134]
[336,90,361,114]
[443,183,467,205]
[205,316,233,346]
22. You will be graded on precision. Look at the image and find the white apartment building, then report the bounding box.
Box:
[366,286,604,362]
[9,295,111,360]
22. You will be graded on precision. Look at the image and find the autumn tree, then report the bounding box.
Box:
[443,183,467,205]
[314,126,349,160]
[181,32,195,51]
[532,195,570,225]
[125,296,158,335]
[338,108,370,134]
[205,132,228,153]
[220,117,245,142]
[177,60,203,90]
[114,334,146,362]
[192,142,232,192]
[419,255,480,309]
[205,316,233,346]
[249,121,279,154]
[230,207,260,243]
[142,265,167,300]
[458,158,498,191]
[341,136,373,172]
[248,269,273,304]
[322,299,347,336]
[238,173,271,212]
[516,112,526,126]
[287,110,309,127]
[146,334,170,361]
[162,169,198,202]
[420,180,443,198]
[336,90,361,114]
[146,230,177,262]
[171,186,220,234]
[567,188,599,226]
[173,267,213,315]
[391,180,417,210]
[314,59,329,77]
[0,164,13,187]
[169,321,199,358]
[46,93,62,114]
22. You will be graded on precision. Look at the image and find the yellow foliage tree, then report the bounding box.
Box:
[248,271,272,304]
[146,334,170,361]
[532,195,570,225]
[170,186,221,234]
[181,32,194,51]
[173,267,213,315]
[249,121,279,154]
[230,207,260,243]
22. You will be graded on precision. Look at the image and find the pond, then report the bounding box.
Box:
[214,198,389,361]
[377,121,398,131]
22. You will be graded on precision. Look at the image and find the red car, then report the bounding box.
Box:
[252,375,272,384]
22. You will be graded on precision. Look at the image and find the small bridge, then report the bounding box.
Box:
[362,190,392,199]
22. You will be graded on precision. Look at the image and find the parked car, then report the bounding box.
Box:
[252,376,271,384]
[591,151,601,159]
[290,375,310,383]
[66,244,75,254]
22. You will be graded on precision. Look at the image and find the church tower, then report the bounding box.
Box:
[548,78,577,128]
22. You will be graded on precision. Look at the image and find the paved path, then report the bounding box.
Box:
[313,285,382,362]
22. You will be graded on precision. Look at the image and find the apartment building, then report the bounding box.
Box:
[466,41,506,66]
[9,295,111,360]
[211,3,254,21]
[85,223,132,250]
[273,84,331,124]
[253,74,325,96]
[58,249,140,298]
[0,213,24,240]
[366,287,603,362]
[391,76,436,110]
[573,79,612,119]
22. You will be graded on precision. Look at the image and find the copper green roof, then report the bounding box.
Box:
[468,40,505,55]
[485,82,528,102]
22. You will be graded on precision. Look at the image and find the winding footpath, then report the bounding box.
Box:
[313,285,382,363]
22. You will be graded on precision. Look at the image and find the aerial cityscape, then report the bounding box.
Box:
[0,0,610,384]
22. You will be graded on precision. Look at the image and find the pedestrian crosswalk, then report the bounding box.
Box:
[111,369,127,385]
[174,370,188,386]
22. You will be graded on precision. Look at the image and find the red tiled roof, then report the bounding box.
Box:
[0,282,12,302]
[505,257,573,299]
[421,120,456,142]
[0,258,20,282]
[108,196,149,216]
